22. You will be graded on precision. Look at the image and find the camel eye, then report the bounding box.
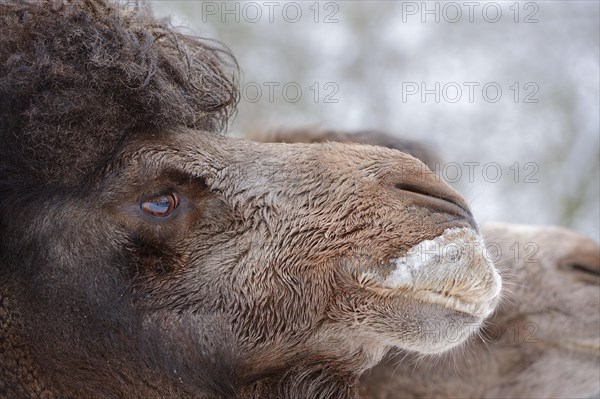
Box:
[141,193,180,218]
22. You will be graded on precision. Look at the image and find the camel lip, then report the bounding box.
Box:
[362,284,496,319]
[412,288,497,318]
[353,227,502,318]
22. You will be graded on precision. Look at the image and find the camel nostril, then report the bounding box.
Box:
[394,182,475,227]
[395,183,469,212]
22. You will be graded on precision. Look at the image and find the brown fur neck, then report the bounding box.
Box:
[0,282,237,399]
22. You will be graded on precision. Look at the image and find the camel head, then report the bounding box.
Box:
[0,2,500,397]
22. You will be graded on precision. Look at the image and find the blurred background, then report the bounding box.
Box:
[149,0,599,242]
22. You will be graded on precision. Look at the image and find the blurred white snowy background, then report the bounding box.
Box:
[150,0,599,242]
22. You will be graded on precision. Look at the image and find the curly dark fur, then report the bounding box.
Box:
[0,0,238,186]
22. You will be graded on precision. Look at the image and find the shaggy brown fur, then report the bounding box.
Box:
[0,0,238,186]
[1,2,501,398]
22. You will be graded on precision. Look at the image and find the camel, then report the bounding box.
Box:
[0,2,500,398]
[248,128,600,398]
